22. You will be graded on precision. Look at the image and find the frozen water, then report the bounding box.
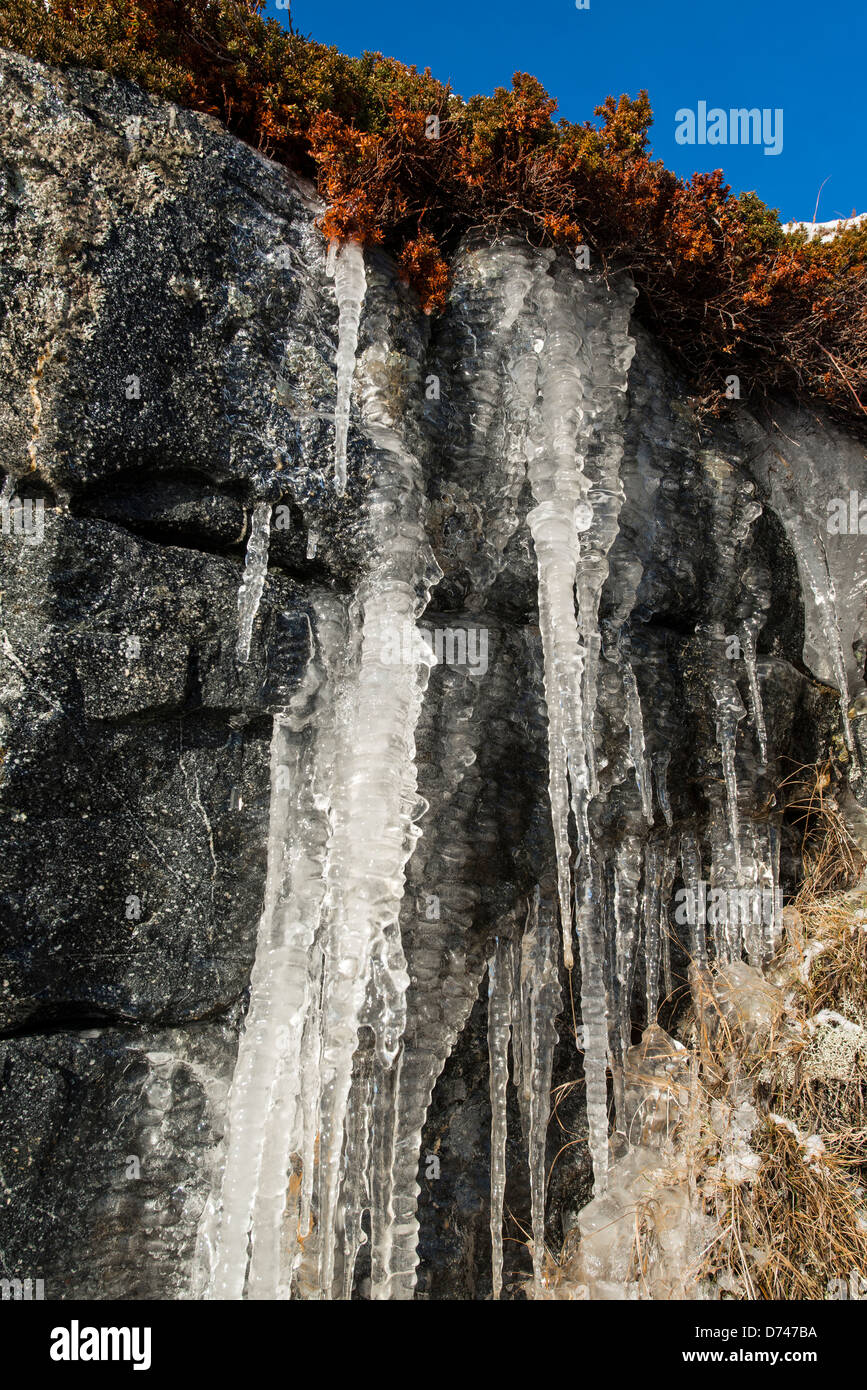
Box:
[235,502,272,663]
[330,240,367,494]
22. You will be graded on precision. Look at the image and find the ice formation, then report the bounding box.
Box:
[524,262,635,1192]
[711,669,747,876]
[738,407,867,765]
[487,935,513,1302]
[623,660,654,822]
[327,238,367,495]
[740,619,768,765]
[199,249,438,1298]
[454,246,637,1199]
[519,258,636,978]
[235,502,272,663]
[519,892,563,1289]
[199,232,854,1301]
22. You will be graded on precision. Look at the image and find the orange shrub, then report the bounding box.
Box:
[1,0,864,427]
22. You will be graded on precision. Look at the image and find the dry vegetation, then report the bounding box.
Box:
[1,0,866,430]
[677,768,866,1300]
[542,763,867,1301]
[693,902,867,1300]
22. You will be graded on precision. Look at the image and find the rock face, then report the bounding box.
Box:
[0,50,864,1300]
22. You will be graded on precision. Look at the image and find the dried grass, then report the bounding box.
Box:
[549,763,867,1300]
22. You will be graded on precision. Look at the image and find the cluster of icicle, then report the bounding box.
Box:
[200,233,857,1300]
[197,243,442,1299]
[476,243,790,1292]
[736,407,865,773]
[487,893,562,1298]
[480,247,639,1202]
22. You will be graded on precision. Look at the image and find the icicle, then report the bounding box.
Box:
[515,258,633,1201]
[711,675,746,876]
[531,569,580,968]
[368,1051,403,1300]
[622,659,654,822]
[740,620,768,765]
[339,345,442,1305]
[653,750,673,827]
[235,502,272,662]
[678,830,707,970]
[738,412,862,760]
[329,240,367,495]
[522,263,591,973]
[203,257,438,1299]
[575,862,609,1195]
[369,674,486,1301]
[448,239,546,595]
[738,820,783,967]
[601,855,625,1127]
[314,582,434,1297]
[293,949,325,1289]
[660,845,676,1004]
[523,262,634,967]
[766,821,783,955]
[487,935,514,1301]
[340,1048,374,1301]
[737,822,764,968]
[520,891,563,1287]
[612,839,642,1127]
[206,774,286,1296]
[708,796,742,963]
[204,626,324,1300]
[510,929,529,1136]
[305,250,441,1300]
[574,279,636,798]
[642,839,663,1021]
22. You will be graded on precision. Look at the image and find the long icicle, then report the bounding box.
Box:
[487,935,514,1301]
[711,670,747,877]
[314,582,433,1296]
[521,890,563,1289]
[622,658,654,823]
[519,258,635,1193]
[204,622,323,1299]
[328,239,367,495]
[576,860,610,1193]
[740,619,768,765]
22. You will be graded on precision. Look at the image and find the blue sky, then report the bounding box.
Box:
[269,0,864,225]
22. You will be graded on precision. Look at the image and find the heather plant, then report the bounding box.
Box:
[1,0,864,426]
